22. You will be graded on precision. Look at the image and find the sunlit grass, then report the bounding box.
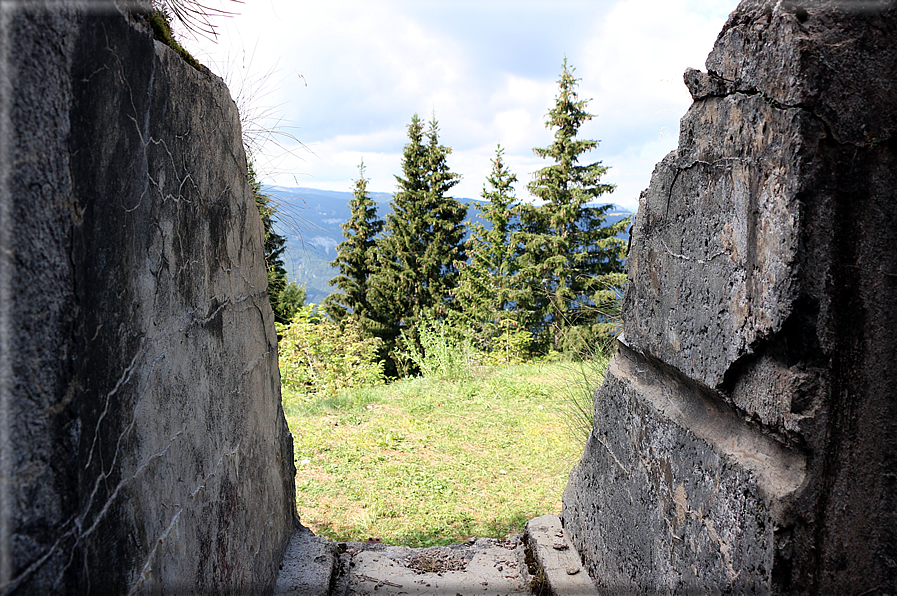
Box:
[284,360,606,547]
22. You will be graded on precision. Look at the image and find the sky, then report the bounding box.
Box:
[182,0,742,211]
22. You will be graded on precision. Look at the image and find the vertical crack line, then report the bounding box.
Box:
[0,1,12,587]
[84,350,141,470]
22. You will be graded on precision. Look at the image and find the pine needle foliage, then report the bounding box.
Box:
[250,161,305,324]
[325,161,384,331]
[453,145,529,359]
[370,114,467,372]
[516,59,629,353]
[276,305,385,396]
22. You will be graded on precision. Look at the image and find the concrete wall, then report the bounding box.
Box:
[563,1,897,593]
[1,2,296,593]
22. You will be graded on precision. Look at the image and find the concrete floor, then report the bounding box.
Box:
[275,515,599,596]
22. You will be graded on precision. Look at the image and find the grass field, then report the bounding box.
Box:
[283,359,607,547]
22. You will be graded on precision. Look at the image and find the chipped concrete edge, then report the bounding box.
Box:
[525,515,600,596]
[524,515,600,596]
[274,524,338,596]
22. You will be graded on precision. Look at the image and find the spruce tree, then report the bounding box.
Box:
[325,161,384,329]
[517,59,628,353]
[422,116,467,312]
[370,113,467,369]
[454,145,521,351]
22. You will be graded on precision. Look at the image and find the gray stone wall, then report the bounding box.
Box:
[1,2,296,593]
[563,1,897,593]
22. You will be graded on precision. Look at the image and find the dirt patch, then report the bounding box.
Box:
[404,548,471,574]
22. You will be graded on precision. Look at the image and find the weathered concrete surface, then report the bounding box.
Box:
[275,518,602,595]
[275,526,338,596]
[1,2,296,593]
[564,1,897,593]
[328,536,528,596]
[563,343,787,594]
[525,515,598,596]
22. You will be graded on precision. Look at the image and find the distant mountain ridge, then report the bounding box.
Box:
[264,185,633,304]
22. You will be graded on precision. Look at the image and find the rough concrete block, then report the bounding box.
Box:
[1,3,296,592]
[329,537,528,595]
[563,343,796,593]
[274,525,337,596]
[564,1,897,593]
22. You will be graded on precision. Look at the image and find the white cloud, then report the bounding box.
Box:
[183,0,740,211]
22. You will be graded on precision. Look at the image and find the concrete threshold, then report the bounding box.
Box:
[275,515,598,596]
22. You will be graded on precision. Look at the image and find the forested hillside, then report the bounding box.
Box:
[267,186,631,304]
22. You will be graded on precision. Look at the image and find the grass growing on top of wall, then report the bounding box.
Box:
[147,10,205,72]
[283,360,607,548]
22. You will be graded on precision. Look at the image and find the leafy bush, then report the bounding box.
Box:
[445,310,536,367]
[480,318,534,366]
[397,319,479,380]
[277,305,385,395]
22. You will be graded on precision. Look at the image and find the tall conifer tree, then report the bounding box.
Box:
[325,161,384,329]
[454,145,521,350]
[370,113,466,366]
[517,59,628,352]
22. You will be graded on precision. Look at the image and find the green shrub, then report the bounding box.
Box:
[396,319,479,380]
[276,305,385,395]
[480,318,534,366]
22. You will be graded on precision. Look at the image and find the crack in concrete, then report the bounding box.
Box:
[661,238,728,266]
[84,350,142,470]
[594,432,630,477]
[187,442,242,502]
[128,510,182,596]
[696,69,894,148]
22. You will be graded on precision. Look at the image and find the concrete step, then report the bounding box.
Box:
[275,515,597,595]
[331,536,529,595]
[274,524,339,596]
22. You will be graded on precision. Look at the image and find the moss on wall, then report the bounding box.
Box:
[146,9,206,73]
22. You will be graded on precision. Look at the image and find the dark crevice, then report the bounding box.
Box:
[663,166,681,221]
[522,541,553,596]
[771,525,796,592]
[746,297,823,380]
[716,296,825,441]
